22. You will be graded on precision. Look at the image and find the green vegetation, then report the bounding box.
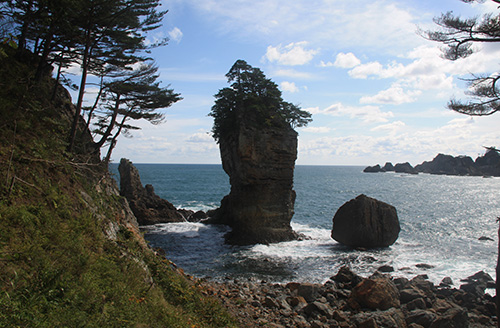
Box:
[1,0,180,158]
[0,47,237,327]
[209,60,312,143]
[423,0,500,117]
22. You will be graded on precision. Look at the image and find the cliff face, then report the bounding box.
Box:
[215,123,299,245]
[118,158,187,225]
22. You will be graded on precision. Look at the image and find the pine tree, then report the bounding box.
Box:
[423,0,500,116]
[209,60,312,143]
[92,62,181,163]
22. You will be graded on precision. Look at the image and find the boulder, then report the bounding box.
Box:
[352,308,407,328]
[394,162,418,174]
[331,194,400,248]
[331,265,363,289]
[118,158,189,225]
[211,117,299,245]
[348,277,401,310]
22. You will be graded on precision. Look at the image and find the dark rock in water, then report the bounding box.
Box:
[459,270,494,296]
[188,210,208,222]
[394,162,418,174]
[475,148,500,176]
[415,263,434,270]
[439,277,454,287]
[414,153,477,176]
[478,236,494,241]
[370,149,500,177]
[331,194,400,248]
[211,116,299,245]
[363,164,383,173]
[383,162,395,171]
[363,162,395,173]
[378,265,395,273]
[118,158,191,225]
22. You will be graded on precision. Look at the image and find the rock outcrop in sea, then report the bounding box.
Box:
[118,158,199,225]
[212,121,299,245]
[207,60,312,245]
[364,149,500,176]
[331,194,400,248]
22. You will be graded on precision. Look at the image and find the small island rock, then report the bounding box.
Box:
[331,194,400,248]
[363,164,383,173]
[394,162,418,174]
[383,162,395,171]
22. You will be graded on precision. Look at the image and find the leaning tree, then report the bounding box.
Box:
[424,0,500,116]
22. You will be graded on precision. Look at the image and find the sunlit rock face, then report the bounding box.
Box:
[331,194,400,248]
[214,122,299,245]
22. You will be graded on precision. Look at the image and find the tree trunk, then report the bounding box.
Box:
[67,37,91,152]
[84,75,104,131]
[94,94,120,150]
[103,115,126,164]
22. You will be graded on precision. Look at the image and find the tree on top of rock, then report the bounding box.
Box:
[209,60,312,143]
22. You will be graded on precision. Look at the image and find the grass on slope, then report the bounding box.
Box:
[0,46,237,328]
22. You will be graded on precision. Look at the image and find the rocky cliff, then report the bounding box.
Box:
[212,123,299,245]
[118,158,198,225]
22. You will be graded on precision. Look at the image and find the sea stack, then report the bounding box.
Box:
[208,60,311,245]
[215,121,299,245]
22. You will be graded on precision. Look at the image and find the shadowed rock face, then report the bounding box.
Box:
[331,194,400,248]
[118,158,186,225]
[214,124,299,245]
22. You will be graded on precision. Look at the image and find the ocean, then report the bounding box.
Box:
[110,164,500,286]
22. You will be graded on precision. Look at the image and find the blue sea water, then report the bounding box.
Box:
[110,164,500,285]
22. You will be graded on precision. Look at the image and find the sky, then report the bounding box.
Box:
[104,0,500,166]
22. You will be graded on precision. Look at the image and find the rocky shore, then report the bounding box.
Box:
[201,266,497,327]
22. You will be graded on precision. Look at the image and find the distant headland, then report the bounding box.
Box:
[364,149,500,177]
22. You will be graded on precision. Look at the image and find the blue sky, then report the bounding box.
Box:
[105,0,500,166]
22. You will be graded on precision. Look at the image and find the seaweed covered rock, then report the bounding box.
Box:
[331,194,400,248]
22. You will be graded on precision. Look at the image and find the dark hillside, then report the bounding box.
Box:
[0,47,236,327]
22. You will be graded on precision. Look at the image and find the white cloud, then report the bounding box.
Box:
[334,52,361,68]
[168,27,183,43]
[370,121,406,133]
[298,115,500,165]
[272,69,315,80]
[264,42,318,66]
[302,126,331,133]
[280,81,299,93]
[360,86,422,105]
[317,103,394,124]
[180,0,427,54]
[186,132,213,143]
